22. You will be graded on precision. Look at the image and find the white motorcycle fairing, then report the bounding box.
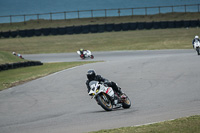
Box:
[194,40,200,55]
[194,40,200,49]
[88,81,114,99]
[77,50,94,59]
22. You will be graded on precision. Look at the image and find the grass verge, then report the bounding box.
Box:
[0,51,27,64]
[0,28,198,54]
[0,61,98,91]
[90,115,200,133]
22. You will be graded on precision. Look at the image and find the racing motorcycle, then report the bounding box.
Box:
[77,50,94,59]
[193,40,200,55]
[88,81,131,111]
[12,52,24,59]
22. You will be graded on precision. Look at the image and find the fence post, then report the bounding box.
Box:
[50,13,52,21]
[91,10,93,18]
[105,9,107,17]
[118,9,120,17]
[64,11,66,20]
[145,7,147,15]
[77,10,80,19]
[132,8,134,16]
[37,14,39,23]
[24,15,26,24]
[184,5,186,13]
[10,15,12,25]
[158,7,160,14]
[172,6,174,13]
[198,4,200,12]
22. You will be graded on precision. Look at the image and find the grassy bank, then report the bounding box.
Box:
[0,51,26,64]
[1,12,199,54]
[0,51,97,91]
[0,51,98,91]
[0,28,197,54]
[90,115,200,133]
[1,12,200,32]
[0,61,97,91]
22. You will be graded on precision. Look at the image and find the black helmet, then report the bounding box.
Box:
[87,70,96,80]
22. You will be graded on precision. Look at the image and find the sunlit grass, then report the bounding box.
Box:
[90,115,200,133]
[0,28,197,54]
[0,61,98,91]
[0,51,26,64]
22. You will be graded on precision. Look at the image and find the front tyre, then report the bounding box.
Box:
[197,48,200,55]
[96,93,112,111]
[122,94,131,109]
[80,54,85,59]
[91,55,94,59]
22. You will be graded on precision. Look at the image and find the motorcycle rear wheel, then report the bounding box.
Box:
[97,93,113,111]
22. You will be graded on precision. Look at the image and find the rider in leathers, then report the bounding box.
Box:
[192,35,200,48]
[79,48,87,58]
[86,70,124,96]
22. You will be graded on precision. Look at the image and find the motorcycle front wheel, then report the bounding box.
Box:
[91,55,94,59]
[122,94,131,109]
[196,48,200,55]
[80,55,85,59]
[96,93,113,111]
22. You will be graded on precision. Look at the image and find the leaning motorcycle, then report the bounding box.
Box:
[88,81,131,111]
[193,40,200,55]
[77,50,94,59]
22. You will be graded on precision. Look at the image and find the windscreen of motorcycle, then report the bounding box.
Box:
[89,81,99,91]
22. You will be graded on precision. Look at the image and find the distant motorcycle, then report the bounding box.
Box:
[193,40,200,55]
[77,50,94,59]
[12,52,24,59]
[88,81,131,111]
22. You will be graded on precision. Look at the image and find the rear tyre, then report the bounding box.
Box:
[122,94,131,109]
[97,93,112,111]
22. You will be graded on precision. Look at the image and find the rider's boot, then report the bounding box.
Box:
[117,87,126,99]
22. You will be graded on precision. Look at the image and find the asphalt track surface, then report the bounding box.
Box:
[1,50,200,133]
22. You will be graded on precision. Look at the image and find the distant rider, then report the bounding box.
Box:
[192,35,200,48]
[79,48,87,58]
[86,69,124,97]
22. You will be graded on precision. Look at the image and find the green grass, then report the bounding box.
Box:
[1,12,199,54]
[0,61,97,91]
[0,28,198,54]
[90,115,200,133]
[0,51,27,64]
